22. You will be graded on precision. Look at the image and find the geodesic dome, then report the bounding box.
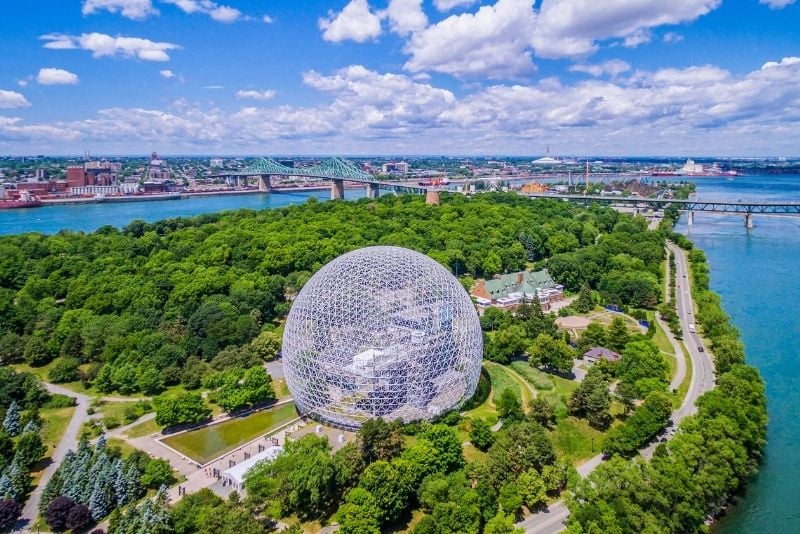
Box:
[282,246,483,429]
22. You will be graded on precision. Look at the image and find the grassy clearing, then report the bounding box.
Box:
[162,402,298,464]
[510,361,555,390]
[548,416,605,463]
[274,378,290,399]
[32,405,77,487]
[39,405,76,452]
[14,360,89,394]
[485,362,521,400]
[124,417,162,439]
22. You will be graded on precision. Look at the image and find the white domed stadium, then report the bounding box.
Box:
[282,246,483,429]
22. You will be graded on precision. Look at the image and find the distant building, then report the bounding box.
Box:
[583,347,621,364]
[35,169,48,180]
[471,269,564,313]
[210,158,224,167]
[681,159,704,175]
[381,162,409,174]
[147,152,171,181]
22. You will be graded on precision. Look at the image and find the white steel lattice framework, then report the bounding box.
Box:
[282,246,483,429]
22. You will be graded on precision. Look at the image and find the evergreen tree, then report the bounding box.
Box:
[574,284,595,313]
[96,433,107,452]
[7,458,28,498]
[22,419,39,434]
[2,401,21,437]
[124,462,143,502]
[89,476,112,521]
[0,474,16,501]
[39,469,64,514]
[14,430,46,469]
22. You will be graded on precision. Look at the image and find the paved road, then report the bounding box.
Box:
[14,383,90,533]
[518,243,716,533]
[669,242,716,418]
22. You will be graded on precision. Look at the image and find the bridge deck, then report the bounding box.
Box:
[524,193,800,214]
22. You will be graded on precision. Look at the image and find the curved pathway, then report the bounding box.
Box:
[14,383,90,532]
[518,243,716,533]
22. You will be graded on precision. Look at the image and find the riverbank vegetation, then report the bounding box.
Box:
[565,245,767,532]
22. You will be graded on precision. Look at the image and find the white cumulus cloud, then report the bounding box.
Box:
[319,0,383,43]
[433,0,477,11]
[760,0,796,8]
[404,0,537,78]
[383,0,428,35]
[236,89,277,100]
[531,0,721,58]
[570,59,630,77]
[0,90,31,109]
[663,32,684,43]
[4,59,800,156]
[163,0,242,22]
[40,33,180,61]
[37,68,79,85]
[160,69,176,78]
[81,0,158,19]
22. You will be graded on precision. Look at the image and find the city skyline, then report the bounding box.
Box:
[1,0,799,156]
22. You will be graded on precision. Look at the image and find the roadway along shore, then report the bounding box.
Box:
[517,242,716,534]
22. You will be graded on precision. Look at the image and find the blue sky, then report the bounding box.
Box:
[0,0,799,156]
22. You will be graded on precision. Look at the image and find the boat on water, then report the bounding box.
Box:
[0,190,42,210]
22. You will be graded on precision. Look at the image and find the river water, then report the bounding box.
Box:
[0,189,365,236]
[1,175,797,530]
[673,174,800,533]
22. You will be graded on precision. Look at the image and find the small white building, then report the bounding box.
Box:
[221,445,282,492]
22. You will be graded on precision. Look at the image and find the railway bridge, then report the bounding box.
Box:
[524,193,800,229]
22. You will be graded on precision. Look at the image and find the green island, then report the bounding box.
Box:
[0,192,765,533]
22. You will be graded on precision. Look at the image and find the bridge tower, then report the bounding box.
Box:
[425,189,440,206]
[331,179,345,200]
[367,183,380,199]
[745,213,753,229]
[258,175,272,192]
[688,211,694,226]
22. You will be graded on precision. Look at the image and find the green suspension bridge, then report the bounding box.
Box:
[214,157,428,200]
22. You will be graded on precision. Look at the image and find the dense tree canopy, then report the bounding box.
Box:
[0,193,663,396]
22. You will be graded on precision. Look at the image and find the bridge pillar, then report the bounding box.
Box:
[425,189,440,206]
[746,213,753,230]
[688,211,694,226]
[331,179,345,200]
[258,175,272,192]
[367,183,380,199]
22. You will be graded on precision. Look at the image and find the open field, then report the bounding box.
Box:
[548,416,605,462]
[161,402,298,464]
[124,417,162,438]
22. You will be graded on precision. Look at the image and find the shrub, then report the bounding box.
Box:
[0,499,21,530]
[66,504,92,531]
[45,496,76,531]
[43,394,76,409]
[47,358,81,384]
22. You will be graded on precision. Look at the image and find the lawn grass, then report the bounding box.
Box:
[124,417,162,438]
[39,405,76,452]
[464,363,522,424]
[675,341,693,408]
[162,402,298,464]
[274,378,291,399]
[510,361,555,390]
[485,362,521,400]
[548,416,605,463]
[13,360,89,395]
[32,405,77,487]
